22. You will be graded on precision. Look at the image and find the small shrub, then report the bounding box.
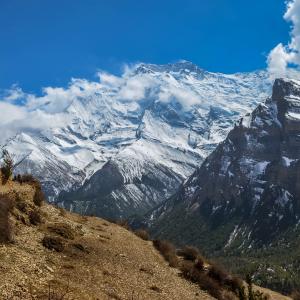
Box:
[180,260,196,278]
[29,209,43,225]
[1,150,13,184]
[153,239,174,254]
[153,240,179,267]
[150,286,162,293]
[177,245,200,261]
[194,255,205,271]
[0,195,14,243]
[20,174,35,184]
[208,264,229,285]
[197,274,223,300]
[15,199,27,213]
[246,274,269,300]
[47,223,75,240]
[134,229,150,240]
[165,252,179,267]
[225,276,243,294]
[72,243,87,252]
[33,185,45,207]
[180,259,224,299]
[42,235,65,252]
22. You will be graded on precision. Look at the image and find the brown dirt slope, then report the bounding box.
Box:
[0,177,213,300]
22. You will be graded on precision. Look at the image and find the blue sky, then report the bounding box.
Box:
[0,0,289,93]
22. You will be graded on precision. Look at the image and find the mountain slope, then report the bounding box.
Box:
[0,175,214,300]
[0,173,292,300]
[147,78,300,292]
[2,61,279,218]
[33,62,274,219]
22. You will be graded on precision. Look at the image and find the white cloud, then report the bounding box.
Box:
[158,85,199,108]
[0,63,204,143]
[97,72,123,86]
[0,102,27,124]
[118,76,156,101]
[2,84,26,103]
[0,80,95,143]
[267,43,291,78]
[0,101,71,143]
[267,0,300,77]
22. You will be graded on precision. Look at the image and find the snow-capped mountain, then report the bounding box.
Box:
[144,77,300,291]
[3,61,272,217]
[148,78,300,249]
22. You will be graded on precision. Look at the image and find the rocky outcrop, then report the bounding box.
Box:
[149,78,300,249]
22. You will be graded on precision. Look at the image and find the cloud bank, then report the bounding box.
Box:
[268,0,300,77]
[0,65,201,143]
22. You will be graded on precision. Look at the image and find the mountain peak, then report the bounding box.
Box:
[272,77,300,100]
[135,60,204,75]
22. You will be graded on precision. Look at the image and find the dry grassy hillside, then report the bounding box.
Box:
[0,174,214,300]
[0,172,292,300]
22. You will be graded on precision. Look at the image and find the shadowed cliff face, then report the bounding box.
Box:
[149,78,300,249]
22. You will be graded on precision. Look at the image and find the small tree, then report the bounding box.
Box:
[244,274,269,300]
[1,150,13,184]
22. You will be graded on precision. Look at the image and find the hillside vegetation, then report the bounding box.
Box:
[0,171,213,299]
[0,170,293,300]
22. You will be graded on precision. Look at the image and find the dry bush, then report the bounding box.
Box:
[42,235,65,252]
[180,260,196,278]
[194,255,205,271]
[13,174,21,183]
[181,262,223,300]
[0,195,14,243]
[197,274,223,300]
[150,286,162,293]
[29,208,43,225]
[208,264,229,285]
[47,223,75,240]
[15,197,28,213]
[16,174,36,184]
[33,184,45,207]
[153,240,179,267]
[291,291,300,300]
[72,243,88,253]
[179,253,242,300]
[245,274,270,300]
[224,276,243,294]
[177,245,200,261]
[134,229,150,240]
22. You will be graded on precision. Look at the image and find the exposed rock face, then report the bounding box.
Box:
[149,78,300,249]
